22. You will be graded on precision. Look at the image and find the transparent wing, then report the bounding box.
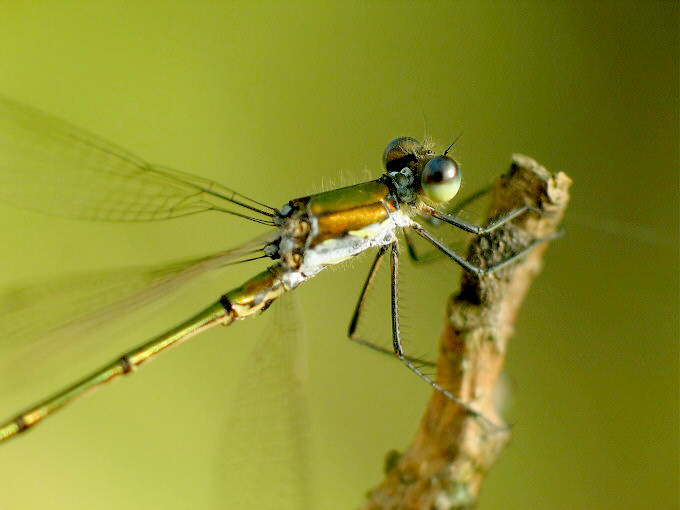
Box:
[217,292,311,509]
[0,96,276,223]
[0,231,278,389]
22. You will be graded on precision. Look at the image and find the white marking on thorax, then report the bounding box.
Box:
[306,210,409,270]
[279,209,414,290]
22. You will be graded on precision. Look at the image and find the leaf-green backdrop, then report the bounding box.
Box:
[0,1,677,509]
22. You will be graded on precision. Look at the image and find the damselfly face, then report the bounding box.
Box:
[382,137,462,205]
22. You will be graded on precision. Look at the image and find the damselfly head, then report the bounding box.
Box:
[382,137,462,204]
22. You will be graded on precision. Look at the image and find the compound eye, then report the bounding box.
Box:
[382,137,422,172]
[421,156,462,203]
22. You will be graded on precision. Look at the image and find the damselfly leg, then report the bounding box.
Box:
[348,201,561,429]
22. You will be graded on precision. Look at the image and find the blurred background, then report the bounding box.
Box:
[0,1,676,509]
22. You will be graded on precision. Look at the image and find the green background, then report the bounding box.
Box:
[0,1,677,509]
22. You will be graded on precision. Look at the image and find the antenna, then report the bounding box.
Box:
[444,130,464,155]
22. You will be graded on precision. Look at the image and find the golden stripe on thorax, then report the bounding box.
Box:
[302,181,397,246]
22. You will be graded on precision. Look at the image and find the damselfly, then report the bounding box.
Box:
[0,97,557,442]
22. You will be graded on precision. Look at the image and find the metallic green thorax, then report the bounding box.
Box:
[287,181,397,248]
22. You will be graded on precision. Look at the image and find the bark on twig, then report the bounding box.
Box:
[361,155,572,509]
